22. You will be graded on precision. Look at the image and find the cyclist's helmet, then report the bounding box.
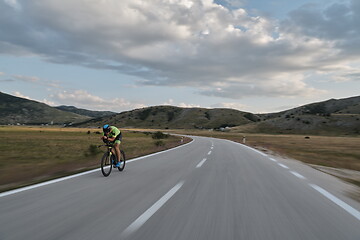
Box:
[103,124,111,133]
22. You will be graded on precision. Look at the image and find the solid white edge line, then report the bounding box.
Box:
[0,139,194,198]
[127,139,194,163]
[121,181,184,238]
[309,184,360,221]
[196,158,207,168]
[290,171,306,180]
[269,158,277,162]
[0,169,99,198]
[277,163,289,169]
[226,140,267,157]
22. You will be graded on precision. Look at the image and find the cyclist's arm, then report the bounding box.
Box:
[101,131,109,140]
[103,127,120,142]
[105,136,116,141]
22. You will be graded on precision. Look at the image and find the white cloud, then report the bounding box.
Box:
[4,0,21,11]
[42,98,55,106]
[13,91,30,99]
[211,102,248,111]
[163,99,174,105]
[13,91,56,106]
[163,98,200,108]
[0,0,359,100]
[9,74,61,88]
[14,75,40,83]
[178,102,201,108]
[52,90,146,112]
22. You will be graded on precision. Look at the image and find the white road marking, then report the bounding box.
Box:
[0,140,194,198]
[208,151,212,155]
[230,141,267,157]
[277,163,289,169]
[269,158,277,162]
[122,181,184,238]
[127,139,194,163]
[290,171,306,180]
[310,184,360,221]
[251,148,267,157]
[196,158,207,168]
[0,169,99,198]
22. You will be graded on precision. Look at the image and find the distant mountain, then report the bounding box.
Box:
[55,105,116,118]
[74,105,259,129]
[1,91,359,135]
[0,92,91,125]
[74,96,360,135]
[234,96,360,135]
[262,96,360,119]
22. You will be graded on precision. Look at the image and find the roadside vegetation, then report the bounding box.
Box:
[171,129,360,189]
[2,125,359,193]
[174,130,360,171]
[0,126,190,192]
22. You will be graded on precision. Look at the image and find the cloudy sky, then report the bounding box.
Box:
[1,0,359,113]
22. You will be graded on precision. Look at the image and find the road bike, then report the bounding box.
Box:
[99,142,126,177]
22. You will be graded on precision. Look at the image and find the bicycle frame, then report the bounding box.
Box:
[99,143,126,176]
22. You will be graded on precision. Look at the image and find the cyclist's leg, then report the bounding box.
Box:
[113,141,121,163]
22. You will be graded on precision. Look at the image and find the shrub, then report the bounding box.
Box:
[205,111,211,120]
[167,111,175,121]
[244,113,259,122]
[138,108,152,120]
[152,131,168,139]
[154,140,164,147]
[305,103,327,115]
[84,144,101,157]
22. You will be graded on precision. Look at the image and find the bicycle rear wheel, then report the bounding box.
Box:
[101,152,114,177]
[117,150,126,171]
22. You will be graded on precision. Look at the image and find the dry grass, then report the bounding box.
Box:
[0,126,190,192]
[243,134,360,171]
[171,129,360,171]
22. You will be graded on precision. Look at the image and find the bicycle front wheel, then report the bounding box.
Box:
[117,150,126,171]
[101,152,113,177]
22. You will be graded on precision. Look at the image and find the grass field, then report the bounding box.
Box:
[172,130,360,171]
[0,126,190,192]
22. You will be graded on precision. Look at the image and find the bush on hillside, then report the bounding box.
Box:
[84,144,101,157]
[152,131,168,139]
[154,140,165,147]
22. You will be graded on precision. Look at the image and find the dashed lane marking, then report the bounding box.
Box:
[121,181,184,238]
[196,158,207,168]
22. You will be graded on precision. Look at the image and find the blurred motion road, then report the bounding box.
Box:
[1,136,360,239]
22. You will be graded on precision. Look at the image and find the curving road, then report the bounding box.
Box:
[1,136,360,240]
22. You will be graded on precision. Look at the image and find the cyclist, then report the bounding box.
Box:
[101,124,122,167]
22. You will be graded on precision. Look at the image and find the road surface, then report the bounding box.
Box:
[1,136,360,239]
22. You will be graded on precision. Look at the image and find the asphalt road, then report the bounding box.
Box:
[1,136,360,240]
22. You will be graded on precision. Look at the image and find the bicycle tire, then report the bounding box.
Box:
[101,152,113,177]
[117,150,126,171]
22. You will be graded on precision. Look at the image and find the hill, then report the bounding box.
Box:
[1,91,359,135]
[0,92,91,125]
[74,105,259,129]
[233,96,360,135]
[55,105,116,118]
